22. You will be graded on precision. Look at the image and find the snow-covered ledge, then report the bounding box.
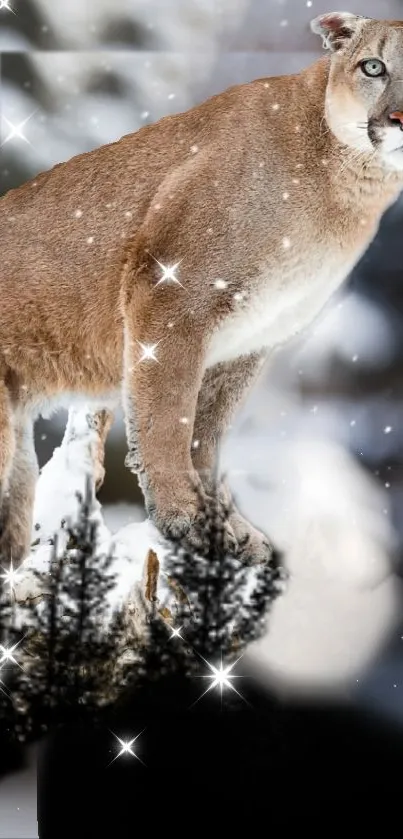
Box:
[10,407,401,693]
[13,407,173,623]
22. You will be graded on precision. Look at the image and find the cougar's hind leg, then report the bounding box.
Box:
[0,379,15,486]
[0,417,38,567]
[0,379,17,563]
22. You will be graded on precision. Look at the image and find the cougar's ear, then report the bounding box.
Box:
[310,12,367,51]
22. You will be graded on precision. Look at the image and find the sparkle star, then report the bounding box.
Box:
[108,731,146,766]
[0,1,16,13]
[1,114,35,147]
[194,654,245,705]
[151,257,183,288]
[0,641,21,667]
[205,660,239,694]
[1,560,21,594]
[169,625,183,640]
[136,340,161,363]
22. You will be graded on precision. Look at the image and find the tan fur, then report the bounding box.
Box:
[91,408,114,492]
[2,12,403,565]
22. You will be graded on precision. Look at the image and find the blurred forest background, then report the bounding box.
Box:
[2,0,403,732]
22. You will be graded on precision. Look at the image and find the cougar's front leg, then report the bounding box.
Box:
[121,268,230,547]
[123,326,207,541]
[192,352,274,564]
[191,353,265,488]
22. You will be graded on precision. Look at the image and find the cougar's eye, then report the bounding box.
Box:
[360,58,386,78]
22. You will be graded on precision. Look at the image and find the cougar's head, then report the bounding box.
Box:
[311,12,403,169]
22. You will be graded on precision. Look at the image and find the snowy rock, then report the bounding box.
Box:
[32,409,110,550]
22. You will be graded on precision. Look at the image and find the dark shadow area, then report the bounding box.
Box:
[1,52,55,110]
[356,617,403,721]
[0,735,26,781]
[34,415,66,470]
[98,433,143,506]
[34,413,143,506]
[38,675,403,835]
[85,68,130,98]
[0,0,60,50]
[100,18,159,50]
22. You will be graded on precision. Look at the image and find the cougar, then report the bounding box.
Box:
[2,12,403,567]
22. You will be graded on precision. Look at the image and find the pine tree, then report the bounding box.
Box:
[15,480,123,739]
[123,484,286,702]
[0,478,287,776]
[0,556,26,770]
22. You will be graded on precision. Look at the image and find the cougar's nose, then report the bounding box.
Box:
[389,111,403,129]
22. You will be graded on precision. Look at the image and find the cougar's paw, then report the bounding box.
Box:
[151,489,238,556]
[182,510,238,556]
[153,505,238,555]
[153,505,196,542]
[229,511,274,566]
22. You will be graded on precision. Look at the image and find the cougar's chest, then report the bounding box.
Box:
[205,253,355,368]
